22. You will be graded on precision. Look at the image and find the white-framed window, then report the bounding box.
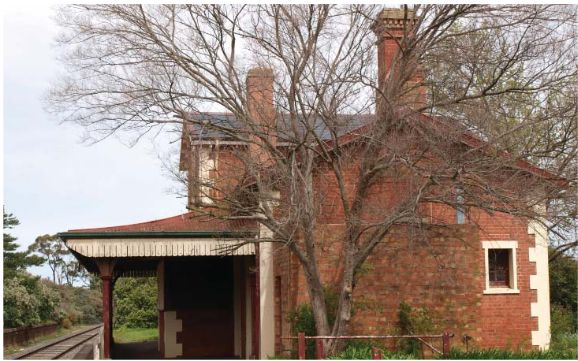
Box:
[482,241,519,294]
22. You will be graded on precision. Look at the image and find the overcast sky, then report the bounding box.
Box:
[3,4,186,280]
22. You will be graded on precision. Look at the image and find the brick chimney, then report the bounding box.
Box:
[373,7,426,111]
[246,67,276,163]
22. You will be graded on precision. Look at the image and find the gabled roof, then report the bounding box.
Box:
[59,213,257,239]
[180,110,565,185]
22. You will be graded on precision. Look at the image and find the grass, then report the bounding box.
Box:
[3,325,84,357]
[327,347,414,360]
[447,347,578,359]
[113,327,158,343]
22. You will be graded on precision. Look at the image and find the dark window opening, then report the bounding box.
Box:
[489,249,510,287]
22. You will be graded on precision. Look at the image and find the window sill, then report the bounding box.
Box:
[483,288,520,295]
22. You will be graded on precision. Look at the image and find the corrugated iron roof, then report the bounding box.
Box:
[62,212,257,235]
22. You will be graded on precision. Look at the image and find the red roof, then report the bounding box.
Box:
[66,212,256,233]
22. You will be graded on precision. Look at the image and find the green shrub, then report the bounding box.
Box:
[3,277,41,327]
[47,281,102,325]
[550,332,578,355]
[550,303,578,355]
[551,304,575,336]
[396,301,436,357]
[287,286,340,358]
[113,277,158,329]
[549,254,577,332]
[3,272,60,328]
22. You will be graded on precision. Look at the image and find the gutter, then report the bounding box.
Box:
[58,231,258,240]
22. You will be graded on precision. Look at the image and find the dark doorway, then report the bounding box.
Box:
[165,257,234,358]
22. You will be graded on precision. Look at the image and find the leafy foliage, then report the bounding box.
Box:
[396,301,436,356]
[2,207,100,329]
[113,277,158,329]
[48,281,102,326]
[288,286,341,358]
[551,304,576,336]
[549,253,578,332]
[3,271,60,328]
[3,207,45,278]
[3,272,102,329]
[550,332,578,355]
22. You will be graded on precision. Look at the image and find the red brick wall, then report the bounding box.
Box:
[187,144,250,209]
[185,133,538,353]
[272,161,538,353]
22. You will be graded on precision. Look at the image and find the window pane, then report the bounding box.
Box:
[489,249,510,287]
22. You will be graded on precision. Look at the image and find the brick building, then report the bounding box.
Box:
[61,7,553,359]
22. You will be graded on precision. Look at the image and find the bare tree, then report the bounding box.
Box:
[46,4,578,355]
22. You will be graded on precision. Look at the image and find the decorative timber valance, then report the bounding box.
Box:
[65,238,255,258]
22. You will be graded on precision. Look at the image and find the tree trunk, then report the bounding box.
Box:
[303,260,332,338]
[326,247,358,355]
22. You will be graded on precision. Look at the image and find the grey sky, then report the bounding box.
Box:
[3,4,186,280]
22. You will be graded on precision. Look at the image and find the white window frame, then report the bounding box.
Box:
[482,241,519,294]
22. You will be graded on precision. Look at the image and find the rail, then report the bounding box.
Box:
[6,324,103,360]
[282,332,454,359]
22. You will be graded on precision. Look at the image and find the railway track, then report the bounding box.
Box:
[7,324,102,360]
